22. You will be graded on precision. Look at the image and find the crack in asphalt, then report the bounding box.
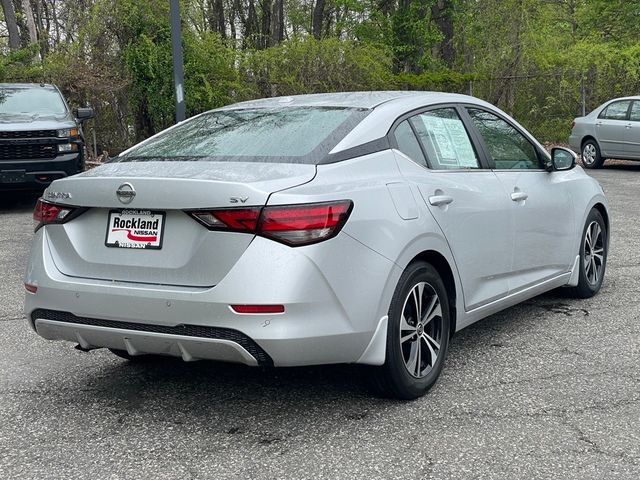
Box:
[0,316,23,323]
[447,370,640,394]
[560,415,640,466]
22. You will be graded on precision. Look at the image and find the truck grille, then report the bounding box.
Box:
[31,309,274,366]
[0,130,57,139]
[0,143,58,160]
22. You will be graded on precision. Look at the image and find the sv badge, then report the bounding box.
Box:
[229,196,249,204]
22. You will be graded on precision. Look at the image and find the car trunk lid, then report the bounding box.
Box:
[43,161,316,287]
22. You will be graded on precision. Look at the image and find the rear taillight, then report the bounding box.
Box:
[188,200,352,246]
[571,121,576,129]
[190,207,261,232]
[33,198,77,231]
[260,201,352,246]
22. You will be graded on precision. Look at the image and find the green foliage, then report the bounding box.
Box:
[2,0,640,150]
[240,37,393,97]
[0,44,42,82]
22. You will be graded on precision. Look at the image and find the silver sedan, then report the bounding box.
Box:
[569,96,640,168]
[25,92,609,399]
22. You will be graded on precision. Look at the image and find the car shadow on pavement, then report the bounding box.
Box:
[598,161,640,172]
[41,288,580,422]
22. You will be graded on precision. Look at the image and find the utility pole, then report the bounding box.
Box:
[170,0,186,122]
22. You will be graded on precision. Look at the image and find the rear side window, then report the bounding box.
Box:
[630,102,640,122]
[411,108,480,169]
[115,107,369,164]
[467,108,541,170]
[394,120,427,167]
[600,101,631,120]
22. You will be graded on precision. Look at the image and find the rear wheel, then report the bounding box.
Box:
[565,209,607,298]
[370,261,450,400]
[582,139,605,169]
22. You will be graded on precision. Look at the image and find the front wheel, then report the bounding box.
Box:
[369,261,450,400]
[565,209,608,298]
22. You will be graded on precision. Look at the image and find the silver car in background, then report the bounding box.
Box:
[569,96,640,168]
[25,92,609,399]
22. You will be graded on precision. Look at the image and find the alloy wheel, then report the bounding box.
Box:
[582,144,596,165]
[399,282,443,379]
[583,221,604,285]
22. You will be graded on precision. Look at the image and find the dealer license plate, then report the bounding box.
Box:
[105,209,165,250]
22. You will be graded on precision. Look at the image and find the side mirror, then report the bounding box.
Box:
[550,147,577,171]
[75,107,94,122]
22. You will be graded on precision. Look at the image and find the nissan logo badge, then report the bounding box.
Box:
[116,182,136,204]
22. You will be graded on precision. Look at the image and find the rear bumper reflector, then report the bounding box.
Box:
[230,304,285,314]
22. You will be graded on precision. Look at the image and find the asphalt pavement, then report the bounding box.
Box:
[1,165,639,479]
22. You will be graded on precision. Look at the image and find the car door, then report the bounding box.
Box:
[391,106,514,311]
[465,107,576,293]
[596,100,632,157]
[626,101,640,159]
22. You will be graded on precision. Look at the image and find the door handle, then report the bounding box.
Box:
[428,195,454,207]
[511,191,528,202]
[626,124,633,129]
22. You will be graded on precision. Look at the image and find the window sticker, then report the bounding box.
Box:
[421,116,477,168]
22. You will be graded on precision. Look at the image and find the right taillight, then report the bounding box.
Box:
[33,198,77,232]
[259,201,352,246]
[188,200,353,246]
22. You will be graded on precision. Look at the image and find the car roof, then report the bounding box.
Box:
[0,83,58,90]
[223,91,480,110]
[604,96,640,102]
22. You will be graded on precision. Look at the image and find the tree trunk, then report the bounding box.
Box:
[260,0,271,48]
[244,0,260,49]
[431,0,455,67]
[0,0,21,50]
[22,0,37,41]
[270,0,283,45]
[312,0,325,40]
[206,0,226,38]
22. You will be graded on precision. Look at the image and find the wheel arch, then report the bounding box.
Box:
[592,202,609,234]
[410,250,457,337]
[581,135,598,149]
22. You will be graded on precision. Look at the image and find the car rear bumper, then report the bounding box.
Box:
[568,134,581,152]
[24,228,398,367]
[0,153,82,191]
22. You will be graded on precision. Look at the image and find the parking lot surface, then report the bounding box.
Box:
[1,165,639,479]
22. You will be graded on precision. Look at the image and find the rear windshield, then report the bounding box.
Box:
[114,107,369,164]
[0,87,67,116]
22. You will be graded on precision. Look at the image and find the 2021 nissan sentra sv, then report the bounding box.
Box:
[24,92,609,399]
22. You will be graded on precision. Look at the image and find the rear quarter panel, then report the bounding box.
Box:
[269,151,464,333]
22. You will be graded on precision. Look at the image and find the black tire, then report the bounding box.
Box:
[564,209,608,298]
[581,139,605,169]
[369,261,450,400]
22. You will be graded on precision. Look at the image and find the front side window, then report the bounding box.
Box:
[393,120,428,167]
[115,107,369,164]
[467,108,541,170]
[600,101,631,120]
[0,87,67,116]
[629,101,640,122]
[411,108,480,169]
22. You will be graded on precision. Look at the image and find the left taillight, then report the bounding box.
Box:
[188,200,353,246]
[33,198,77,232]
